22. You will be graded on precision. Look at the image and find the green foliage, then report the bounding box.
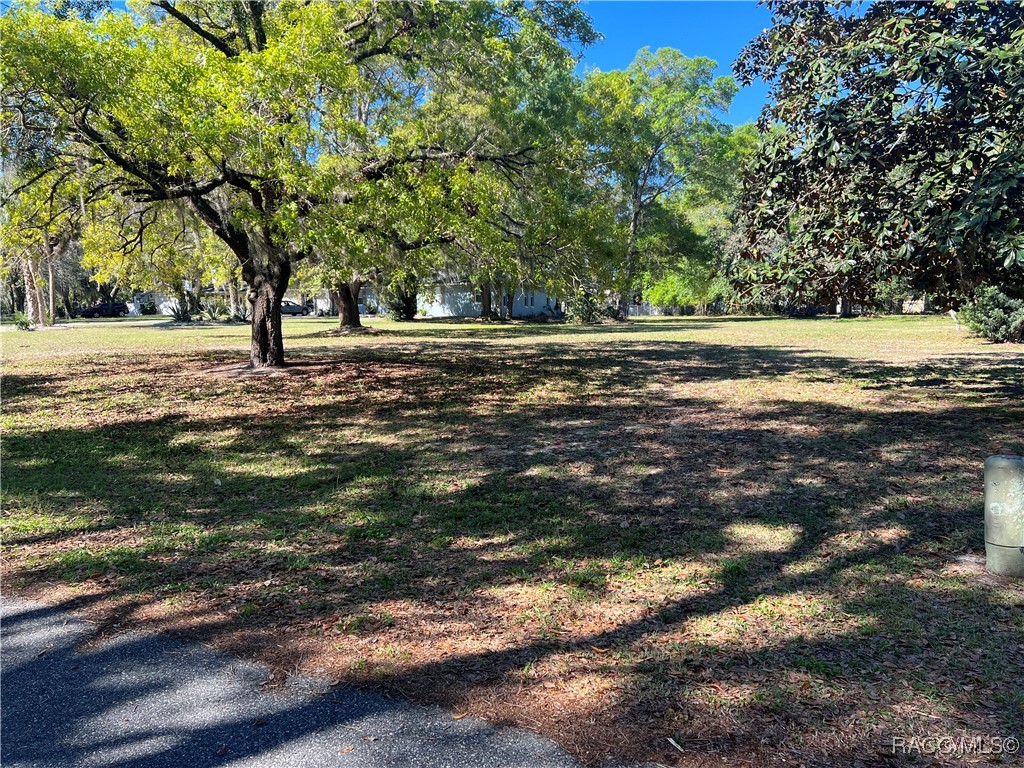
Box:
[139,301,157,316]
[736,3,1024,308]
[645,258,715,309]
[581,48,736,308]
[961,286,1024,343]
[11,311,33,331]
[232,302,250,323]
[199,299,229,322]
[566,290,599,325]
[384,297,407,322]
[168,302,191,323]
[1,0,597,364]
[871,277,914,316]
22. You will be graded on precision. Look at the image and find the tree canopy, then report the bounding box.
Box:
[735,0,1024,309]
[2,0,596,361]
[581,47,736,316]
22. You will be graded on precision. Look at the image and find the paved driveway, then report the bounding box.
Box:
[1,598,583,768]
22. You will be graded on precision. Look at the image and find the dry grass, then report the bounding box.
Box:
[3,314,1023,767]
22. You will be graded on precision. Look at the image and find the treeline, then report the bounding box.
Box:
[2,0,750,363]
[2,1,1021,358]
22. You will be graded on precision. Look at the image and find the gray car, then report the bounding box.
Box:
[280,300,310,316]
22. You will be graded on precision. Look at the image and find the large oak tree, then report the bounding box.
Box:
[2,0,595,365]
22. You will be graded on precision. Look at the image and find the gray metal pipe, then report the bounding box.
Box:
[985,455,1024,577]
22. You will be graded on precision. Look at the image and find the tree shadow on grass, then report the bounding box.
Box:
[2,334,1023,766]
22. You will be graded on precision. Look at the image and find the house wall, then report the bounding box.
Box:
[418,283,560,318]
[902,296,933,314]
[291,284,560,319]
[294,286,380,316]
[132,290,178,316]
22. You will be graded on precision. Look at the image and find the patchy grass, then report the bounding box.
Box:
[2,314,1023,767]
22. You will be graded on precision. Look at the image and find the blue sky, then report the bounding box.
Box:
[579,1,772,125]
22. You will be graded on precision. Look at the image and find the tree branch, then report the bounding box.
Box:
[151,1,239,58]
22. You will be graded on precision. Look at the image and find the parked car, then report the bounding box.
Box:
[787,303,827,318]
[79,301,130,318]
[279,300,310,316]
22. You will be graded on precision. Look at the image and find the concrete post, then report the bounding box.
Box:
[985,455,1024,577]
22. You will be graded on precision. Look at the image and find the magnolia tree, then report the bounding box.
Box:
[735,0,1024,309]
[2,0,596,365]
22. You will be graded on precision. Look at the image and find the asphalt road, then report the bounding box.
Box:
[1,597,584,768]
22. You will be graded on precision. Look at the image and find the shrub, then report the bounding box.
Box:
[232,301,250,322]
[961,285,1024,343]
[139,301,157,315]
[384,297,406,321]
[601,303,624,321]
[199,298,229,321]
[872,277,913,315]
[566,290,598,324]
[169,302,192,323]
[12,311,32,331]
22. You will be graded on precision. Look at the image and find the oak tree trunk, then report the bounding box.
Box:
[618,201,642,321]
[480,279,492,318]
[246,256,290,368]
[46,245,56,323]
[227,280,240,319]
[184,198,293,367]
[395,279,417,321]
[334,279,363,328]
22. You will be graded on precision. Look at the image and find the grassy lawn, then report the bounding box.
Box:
[3,315,1023,766]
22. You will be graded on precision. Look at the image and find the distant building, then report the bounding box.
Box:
[296,282,562,319]
[418,282,560,319]
[901,296,933,314]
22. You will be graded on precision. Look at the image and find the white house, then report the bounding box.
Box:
[418,282,561,319]
[297,282,562,319]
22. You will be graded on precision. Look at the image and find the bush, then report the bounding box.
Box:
[566,290,599,324]
[384,299,402,321]
[139,301,157,315]
[199,298,229,321]
[961,285,1024,343]
[384,297,408,321]
[601,303,624,321]
[232,301,250,322]
[872,277,913,315]
[169,302,192,323]
[12,311,32,331]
